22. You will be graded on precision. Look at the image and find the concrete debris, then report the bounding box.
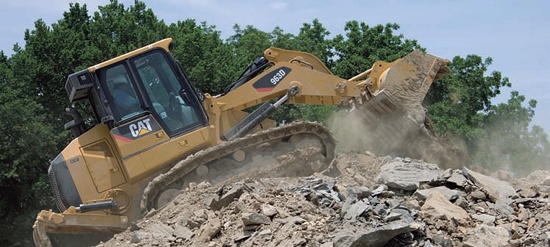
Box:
[96,153,550,247]
[333,221,422,247]
[241,212,271,226]
[463,167,516,201]
[420,191,469,223]
[463,225,509,247]
[414,186,458,201]
[375,158,440,191]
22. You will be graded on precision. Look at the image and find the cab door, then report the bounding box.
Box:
[131,50,206,136]
[110,115,169,159]
[97,49,208,182]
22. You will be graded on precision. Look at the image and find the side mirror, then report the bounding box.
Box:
[64,107,87,138]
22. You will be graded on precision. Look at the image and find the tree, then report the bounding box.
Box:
[331,22,421,78]
[474,91,548,174]
[269,26,297,50]
[426,55,511,141]
[167,20,230,94]
[295,19,333,64]
[0,52,58,246]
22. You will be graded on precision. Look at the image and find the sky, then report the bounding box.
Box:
[1,0,549,132]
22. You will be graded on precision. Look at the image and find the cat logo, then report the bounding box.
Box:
[129,118,152,137]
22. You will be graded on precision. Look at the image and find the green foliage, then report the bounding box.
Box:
[168,20,233,94]
[269,26,297,49]
[331,22,422,78]
[473,91,547,174]
[426,55,512,141]
[0,55,57,246]
[295,19,333,64]
[272,105,337,125]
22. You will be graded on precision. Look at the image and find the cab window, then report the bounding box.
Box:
[102,64,144,121]
[132,51,201,134]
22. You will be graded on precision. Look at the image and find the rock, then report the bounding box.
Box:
[414,186,459,201]
[340,186,358,216]
[420,191,469,223]
[173,225,194,240]
[432,234,453,247]
[260,204,278,217]
[471,214,496,225]
[525,170,550,186]
[241,212,271,226]
[258,229,272,236]
[343,200,370,220]
[446,170,470,188]
[463,167,516,202]
[402,197,421,210]
[333,220,422,247]
[320,242,334,247]
[206,183,246,210]
[454,195,469,209]
[356,186,372,199]
[390,208,414,222]
[383,212,402,222]
[463,225,510,247]
[353,174,369,186]
[470,190,487,200]
[92,152,550,247]
[196,181,211,189]
[130,232,142,243]
[371,184,388,196]
[517,207,530,221]
[518,185,538,198]
[197,218,221,242]
[375,158,440,191]
[492,198,514,216]
[149,223,174,239]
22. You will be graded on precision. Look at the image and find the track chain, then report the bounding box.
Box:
[140,121,336,212]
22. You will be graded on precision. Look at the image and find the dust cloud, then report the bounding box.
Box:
[327,110,376,153]
[328,109,468,169]
[328,105,550,178]
[469,120,550,177]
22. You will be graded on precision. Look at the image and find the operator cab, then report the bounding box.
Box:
[65,46,207,138]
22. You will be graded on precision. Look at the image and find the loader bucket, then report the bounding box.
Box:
[331,50,465,166]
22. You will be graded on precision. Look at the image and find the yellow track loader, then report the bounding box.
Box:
[33,38,449,246]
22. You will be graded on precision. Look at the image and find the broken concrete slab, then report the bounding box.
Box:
[333,220,422,247]
[95,151,550,247]
[420,191,469,223]
[343,200,370,220]
[470,190,487,200]
[492,197,514,216]
[205,183,246,210]
[173,225,194,240]
[463,225,509,247]
[463,167,516,202]
[375,158,440,191]
[260,204,278,217]
[446,170,471,188]
[197,217,221,242]
[241,212,271,226]
[471,213,496,225]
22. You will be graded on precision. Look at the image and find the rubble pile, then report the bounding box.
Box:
[97,152,549,247]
